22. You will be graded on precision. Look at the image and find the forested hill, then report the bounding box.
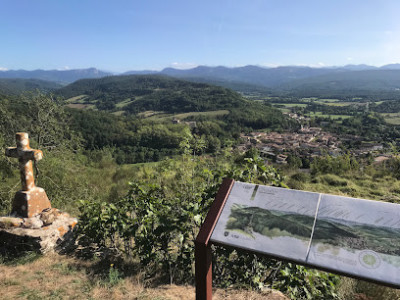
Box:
[0,78,62,95]
[56,74,267,114]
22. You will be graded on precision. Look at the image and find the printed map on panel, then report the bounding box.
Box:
[210,181,400,286]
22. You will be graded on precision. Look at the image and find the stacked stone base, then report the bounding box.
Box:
[0,208,78,254]
[12,187,52,218]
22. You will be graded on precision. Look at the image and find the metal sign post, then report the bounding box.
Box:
[195,178,234,300]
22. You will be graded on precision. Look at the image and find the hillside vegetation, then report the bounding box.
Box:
[57,74,275,115]
[56,75,292,165]
[0,78,62,95]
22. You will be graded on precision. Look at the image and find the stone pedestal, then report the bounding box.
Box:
[12,187,52,218]
[2,133,75,255]
[0,208,77,254]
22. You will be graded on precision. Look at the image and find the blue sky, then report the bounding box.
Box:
[1,0,400,72]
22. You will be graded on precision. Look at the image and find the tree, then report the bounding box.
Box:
[287,154,302,169]
[21,91,80,151]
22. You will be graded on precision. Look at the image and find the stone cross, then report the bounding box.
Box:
[5,133,51,217]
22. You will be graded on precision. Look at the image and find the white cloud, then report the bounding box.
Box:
[57,66,71,71]
[286,63,326,68]
[296,63,325,68]
[260,63,280,68]
[261,62,327,68]
[169,62,198,70]
[0,67,8,71]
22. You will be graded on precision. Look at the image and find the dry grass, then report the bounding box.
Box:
[0,253,288,300]
[337,277,400,300]
[2,252,398,299]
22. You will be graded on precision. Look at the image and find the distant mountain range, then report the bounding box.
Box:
[0,68,111,85]
[277,69,400,96]
[157,65,400,90]
[1,64,400,96]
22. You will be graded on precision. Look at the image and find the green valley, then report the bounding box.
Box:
[1,72,400,300]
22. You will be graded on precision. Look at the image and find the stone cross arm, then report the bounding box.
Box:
[5,147,43,162]
[5,132,44,192]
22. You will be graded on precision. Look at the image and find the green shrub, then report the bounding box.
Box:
[290,172,310,183]
[311,155,359,176]
[320,174,348,187]
[273,263,339,299]
[287,172,311,189]
[287,178,305,190]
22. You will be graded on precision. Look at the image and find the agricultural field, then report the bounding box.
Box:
[144,109,230,121]
[263,97,390,123]
[306,112,351,120]
[315,99,341,102]
[65,95,89,103]
[115,98,135,108]
[314,101,354,107]
[299,97,319,102]
[381,113,400,125]
[275,107,291,113]
[272,103,308,108]
[66,103,97,110]
[65,94,98,110]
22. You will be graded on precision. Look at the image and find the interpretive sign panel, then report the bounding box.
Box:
[209,181,400,287]
[307,194,400,286]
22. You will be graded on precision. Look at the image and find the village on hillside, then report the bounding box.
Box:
[237,126,391,165]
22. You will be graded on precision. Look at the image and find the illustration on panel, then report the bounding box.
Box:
[226,203,315,241]
[307,194,400,285]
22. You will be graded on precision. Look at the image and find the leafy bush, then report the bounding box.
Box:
[78,150,340,298]
[273,263,339,299]
[380,157,400,179]
[311,154,359,176]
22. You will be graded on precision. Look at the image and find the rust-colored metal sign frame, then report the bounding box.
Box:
[195,178,234,300]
